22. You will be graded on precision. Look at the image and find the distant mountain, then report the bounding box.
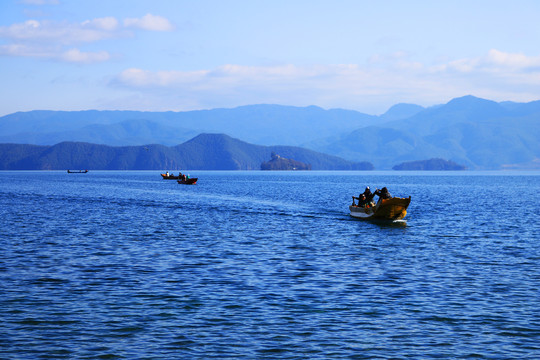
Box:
[379,103,424,121]
[0,105,380,147]
[392,158,466,170]
[389,95,509,137]
[312,95,540,169]
[0,118,198,147]
[1,95,539,169]
[0,134,373,170]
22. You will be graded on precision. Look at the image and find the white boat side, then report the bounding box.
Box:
[349,205,375,219]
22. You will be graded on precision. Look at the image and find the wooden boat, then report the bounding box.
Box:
[161,173,197,184]
[67,170,88,173]
[350,196,411,221]
[177,178,198,185]
[161,173,181,180]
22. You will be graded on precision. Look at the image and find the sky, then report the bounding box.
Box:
[1,0,540,116]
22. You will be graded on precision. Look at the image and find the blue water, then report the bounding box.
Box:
[1,170,539,359]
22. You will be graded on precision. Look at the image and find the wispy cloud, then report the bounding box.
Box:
[0,14,172,63]
[0,18,121,44]
[0,43,110,63]
[82,17,119,32]
[124,14,174,32]
[60,48,110,63]
[444,49,540,73]
[111,50,540,113]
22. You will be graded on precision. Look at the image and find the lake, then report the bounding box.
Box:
[1,170,539,359]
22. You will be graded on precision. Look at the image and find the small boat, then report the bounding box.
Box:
[161,172,197,184]
[67,170,88,173]
[350,196,411,221]
[177,178,198,185]
[161,173,181,180]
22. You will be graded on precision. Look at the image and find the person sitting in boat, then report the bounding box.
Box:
[374,187,392,199]
[166,171,170,176]
[363,186,375,202]
[352,194,368,207]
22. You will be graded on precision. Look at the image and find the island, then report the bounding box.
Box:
[261,152,312,170]
[392,158,466,170]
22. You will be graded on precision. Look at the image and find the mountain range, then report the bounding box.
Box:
[0,134,373,170]
[1,95,539,169]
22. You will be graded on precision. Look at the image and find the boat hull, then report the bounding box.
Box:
[350,196,411,221]
[177,178,197,185]
[162,173,197,184]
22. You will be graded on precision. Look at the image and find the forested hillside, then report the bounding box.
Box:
[0,134,373,170]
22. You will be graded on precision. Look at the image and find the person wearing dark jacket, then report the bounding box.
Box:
[353,194,367,206]
[374,187,392,199]
[363,186,375,202]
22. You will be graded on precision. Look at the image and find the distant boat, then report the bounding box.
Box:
[161,172,197,184]
[67,170,88,173]
[161,173,181,180]
[177,178,198,185]
[350,196,411,221]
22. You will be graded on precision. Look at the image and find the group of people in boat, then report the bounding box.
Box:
[165,171,191,181]
[352,186,392,208]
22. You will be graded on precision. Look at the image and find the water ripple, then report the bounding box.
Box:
[1,171,539,359]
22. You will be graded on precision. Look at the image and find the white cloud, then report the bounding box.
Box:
[0,18,117,62]
[117,68,209,87]
[60,48,110,63]
[82,17,119,32]
[114,63,424,95]
[111,50,540,113]
[0,14,172,62]
[0,19,44,40]
[0,43,110,63]
[112,64,432,112]
[0,18,120,45]
[441,49,540,74]
[0,43,47,57]
[124,14,174,31]
[485,49,540,70]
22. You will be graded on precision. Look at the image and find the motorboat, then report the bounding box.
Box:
[177,178,198,185]
[350,196,411,221]
[161,172,197,184]
[161,173,181,179]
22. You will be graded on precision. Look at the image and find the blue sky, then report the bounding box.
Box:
[1,0,539,116]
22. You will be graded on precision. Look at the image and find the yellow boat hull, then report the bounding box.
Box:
[350,196,411,220]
